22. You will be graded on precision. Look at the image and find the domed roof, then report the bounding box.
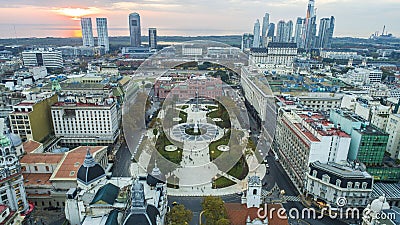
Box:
[146,162,166,187]
[5,133,22,147]
[370,196,390,213]
[77,149,106,185]
[123,205,159,225]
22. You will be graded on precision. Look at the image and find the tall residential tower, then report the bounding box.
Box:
[253,19,261,48]
[317,16,335,49]
[81,18,94,47]
[96,18,110,52]
[302,0,317,50]
[148,28,157,50]
[129,13,141,47]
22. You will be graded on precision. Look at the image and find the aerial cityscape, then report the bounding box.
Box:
[0,0,399,225]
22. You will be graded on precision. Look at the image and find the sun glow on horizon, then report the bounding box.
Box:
[53,7,102,20]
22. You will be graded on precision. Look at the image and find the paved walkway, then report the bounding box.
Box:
[132,103,266,196]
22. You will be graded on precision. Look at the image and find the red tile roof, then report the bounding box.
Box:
[20,153,64,164]
[23,140,42,153]
[225,203,289,225]
[23,173,52,186]
[0,205,7,213]
[50,146,106,180]
[225,203,262,225]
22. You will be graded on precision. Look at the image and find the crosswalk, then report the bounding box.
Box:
[283,195,301,202]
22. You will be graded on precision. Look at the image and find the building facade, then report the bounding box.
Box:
[96,18,109,52]
[0,133,29,213]
[51,101,119,146]
[81,18,94,47]
[148,28,157,50]
[22,50,63,68]
[305,161,373,208]
[317,16,335,49]
[253,20,261,48]
[129,13,141,47]
[275,109,351,192]
[386,114,400,159]
[9,94,58,142]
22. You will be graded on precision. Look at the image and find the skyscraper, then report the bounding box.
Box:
[294,17,306,47]
[129,13,141,47]
[261,13,270,38]
[286,20,294,42]
[96,18,109,52]
[148,28,157,50]
[267,23,275,42]
[253,19,261,48]
[81,18,94,47]
[276,20,293,43]
[317,16,335,49]
[261,13,270,47]
[276,20,286,42]
[241,33,254,51]
[302,0,317,50]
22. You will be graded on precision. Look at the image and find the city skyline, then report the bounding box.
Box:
[0,0,398,39]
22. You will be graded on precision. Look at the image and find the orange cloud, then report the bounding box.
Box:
[52,7,103,20]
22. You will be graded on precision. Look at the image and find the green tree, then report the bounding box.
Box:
[201,196,228,225]
[166,204,193,225]
[216,218,231,225]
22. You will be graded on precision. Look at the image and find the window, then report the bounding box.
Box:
[34,166,38,171]
[45,166,50,172]
[347,182,353,189]
[253,189,257,195]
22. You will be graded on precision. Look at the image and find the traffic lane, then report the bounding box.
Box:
[112,140,132,177]
[262,154,299,197]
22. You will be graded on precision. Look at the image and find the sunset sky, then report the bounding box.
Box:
[0,0,399,38]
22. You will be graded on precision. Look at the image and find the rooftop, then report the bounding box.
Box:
[51,146,106,181]
[23,140,42,153]
[372,183,400,199]
[20,153,64,164]
[311,161,372,179]
[23,173,52,186]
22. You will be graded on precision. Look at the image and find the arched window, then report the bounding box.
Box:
[253,189,257,195]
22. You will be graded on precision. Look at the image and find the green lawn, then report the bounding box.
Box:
[179,110,188,123]
[212,176,236,189]
[209,130,231,160]
[156,132,182,164]
[227,156,249,180]
[179,105,189,110]
[206,103,231,128]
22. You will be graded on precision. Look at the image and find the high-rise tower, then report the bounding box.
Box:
[81,18,94,47]
[129,13,141,47]
[261,13,270,47]
[96,18,109,52]
[253,19,261,48]
[148,28,157,50]
[317,16,335,49]
[302,0,317,50]
[294,17,306,47]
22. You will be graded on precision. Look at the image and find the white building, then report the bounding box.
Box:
[22,49,63,68]
[275,109,351,192]
[81,18,94,47]
[386,114,400,159]
[96,18,109,52]
[249,42,297,67]
[305,161,373,208]
[241,66,274,123]
[51,100,119,146]
[320,50,361,60]
[252,19,261,48]
[0,133,29,214]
